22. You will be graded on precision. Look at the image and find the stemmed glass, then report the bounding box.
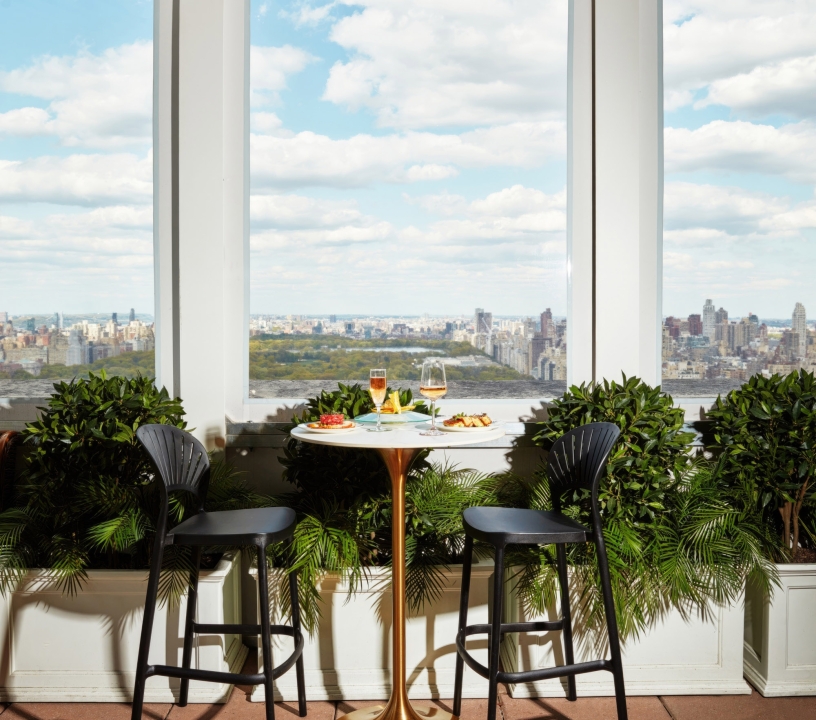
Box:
[419,359,447,436]
[368,368,390,432]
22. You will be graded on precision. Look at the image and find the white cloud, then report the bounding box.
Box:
[699,54,816,118]
[663,0,816,108]
[250,121,564,189]
[281,1,338,27]
[0,42,152,148]
[0,152,152,206]
[664,120,816,183]
[250,45,315,106]
[322,0,567,129]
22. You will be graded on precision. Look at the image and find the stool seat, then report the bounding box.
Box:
[171,507,297,546]
[463,507,589,546]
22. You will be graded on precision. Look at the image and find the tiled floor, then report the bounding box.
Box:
[2,657,816,720]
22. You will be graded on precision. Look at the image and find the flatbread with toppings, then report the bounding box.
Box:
[442,413,493,428]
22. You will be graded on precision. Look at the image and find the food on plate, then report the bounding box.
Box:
[442,413,493,428]
[318,413,346,427]
[378,391,416,414]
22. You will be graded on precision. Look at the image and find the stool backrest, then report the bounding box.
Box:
[546,422,620,517]
[136,424,210,508]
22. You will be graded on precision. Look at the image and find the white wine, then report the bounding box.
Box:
[420,385,447,400]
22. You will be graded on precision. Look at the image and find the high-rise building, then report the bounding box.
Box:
[474,308,492,334]
[0,312,7,324]
[129,308,136,322]
[111,312,118,324]
[540,308,553,338]
[793,302,807,358]
[688,314,702,336]
[66,330,87,366]
[702,299,715,340]
[715,307,728,325]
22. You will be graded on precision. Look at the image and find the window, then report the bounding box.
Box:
[248,0,568,399]
[0,0,154,392]
[662,1,816,393]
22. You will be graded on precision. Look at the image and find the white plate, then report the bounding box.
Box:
[438,421,501,432]
[302,422,359,434]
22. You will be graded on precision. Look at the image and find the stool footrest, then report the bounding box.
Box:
[147,665,264,685]
[193,622,262,635]
[456,624,613,684]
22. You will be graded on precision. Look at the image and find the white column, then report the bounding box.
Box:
[594,0,662,385]
[566,0,594,385]
[567,0,663,386]
[153,0,250,446]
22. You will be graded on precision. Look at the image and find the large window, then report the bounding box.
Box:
[249,0,568,398]
[0,0,154,393]
[662,1,816,392]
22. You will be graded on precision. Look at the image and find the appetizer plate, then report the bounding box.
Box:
[355,411,431,424]
[439,421,501,433]
[304,421,358,434]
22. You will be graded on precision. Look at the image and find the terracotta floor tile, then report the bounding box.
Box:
[0,703,171,720]
[335,701,385,719]
[498,695,670,720]
[661,690,816,720]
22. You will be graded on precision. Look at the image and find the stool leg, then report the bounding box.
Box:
[556,543,576,701]
[487,545,505,720]
[453,535,474,716]
[178,546,202,706]
[288,569,307,717]
[258,544,276,720]
[596,536,628,720]
[132,539,165,720]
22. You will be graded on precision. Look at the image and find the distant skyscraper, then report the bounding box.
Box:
[540,308,553,338]
[66,330,87,366]
[129,308,136,322]
[0,311,7,324]
[702,299,715,340]
[793,302,807,358]
[474,308,492,334]
[111,312,118,324]
[688,314,702,336]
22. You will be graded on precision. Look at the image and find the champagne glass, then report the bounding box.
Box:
[368,368,390,432]
[419,359,447,436]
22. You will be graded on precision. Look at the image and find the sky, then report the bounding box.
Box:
[0,0,814,320]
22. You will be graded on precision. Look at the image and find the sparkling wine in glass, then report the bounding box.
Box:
[369,369,390,432]
[419,359,447,436]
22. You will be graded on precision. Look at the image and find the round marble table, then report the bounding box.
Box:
[290,421,506,720]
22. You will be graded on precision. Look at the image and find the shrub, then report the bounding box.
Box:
[274,383,493,630]
[0,371,267,601]
[704,370,816,560]
[499,375,778,641]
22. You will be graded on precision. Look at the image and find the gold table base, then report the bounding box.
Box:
[337,447,458,720]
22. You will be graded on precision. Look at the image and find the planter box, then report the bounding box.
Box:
[501,573,750,697]
[744,563,816,696]
[0,551,247,703]
[251,562,495,701]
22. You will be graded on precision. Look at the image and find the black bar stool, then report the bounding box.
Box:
[131,424,306,720]
[452,422,627,720]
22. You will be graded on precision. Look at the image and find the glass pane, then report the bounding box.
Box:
[249,0,568,399]
[662,1,816,395]
[0,0,155,397]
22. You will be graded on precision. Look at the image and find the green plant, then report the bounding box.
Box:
[504,375,777,641]
[533,375,694,522]
[0,371,268,602]
[705,370,816,560]
[273,383,492,631]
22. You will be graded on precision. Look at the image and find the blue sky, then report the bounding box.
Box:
[1,0,815,324]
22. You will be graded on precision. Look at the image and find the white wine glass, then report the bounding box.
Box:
[368,368,390,432]
[419,359,447,436]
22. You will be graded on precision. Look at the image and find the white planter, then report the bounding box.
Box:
[501,573,750,697]
[251,562,495,701]
[744,563,816,696]
[0,551,247,703]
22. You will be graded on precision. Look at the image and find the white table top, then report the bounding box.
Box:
[290,421,506,449]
